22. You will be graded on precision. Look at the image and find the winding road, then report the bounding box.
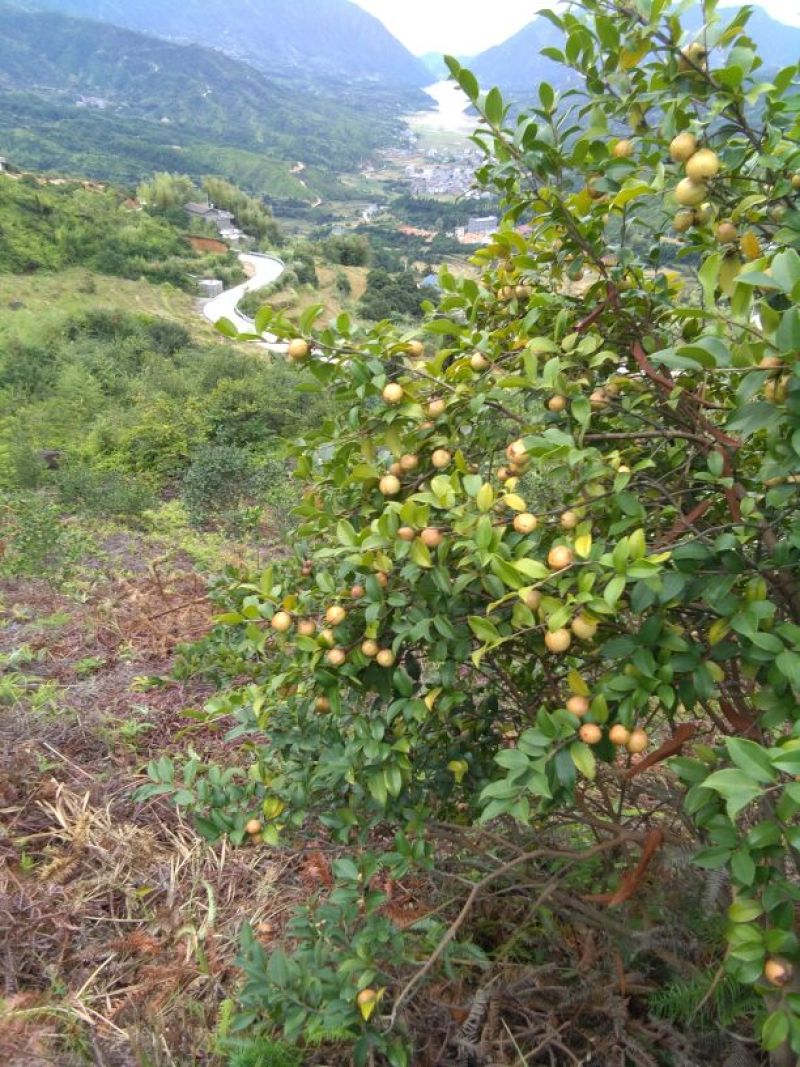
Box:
[201,251,287,349]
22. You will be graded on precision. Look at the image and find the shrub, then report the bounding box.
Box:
[182,444,257,526]
[148,2,800,1062]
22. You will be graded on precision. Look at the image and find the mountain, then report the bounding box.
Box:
[468,16,575,93]
[0,5,409,189]
[418,52,449,80]
[26,0,430,87]
[469,5,800,94]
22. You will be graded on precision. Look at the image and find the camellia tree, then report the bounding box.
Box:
[145,0,800,1062]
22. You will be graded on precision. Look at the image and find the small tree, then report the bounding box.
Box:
[156,2,800,1062]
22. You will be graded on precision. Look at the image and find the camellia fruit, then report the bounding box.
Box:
[271,611,292,633]
[397,526,416,542]
[524,589,542,610]
[566,695,590,716]
[571,615,598,641]
[319,628,335,647]
[470,352,490,371]
[548,545,574,569]
[361,639,379,657]
[379,475,401,496]
[612,138,634,158]
[627,728,648,754]
[431,448,451,469]
[407,340,424,358]
[287,338,310,362]
[382,383,404,405]
[420,527,443,548]
[716,220,738,245]
[297,619,316,637]
[427,398,446,417]
[245,818,262,835]
[325,605,346,627]
[672,209,695,233]
[669,131,697,162]
[326,648,346,667]
[590,388,608,408]
[356,988,380,1021]
[400,453,419,471]
[506,438,527,463]
[513,512,538,534]
[350,584,365,599]
[376,572,389,588]
[314,696,331,713]
[579,723,602,745]
[764,958,794,987]
[548,394,567,413]
[675,178,707,206]
[685,148,720,181]
[376,649,395,668]
[389,462,402,477]
[560,510,579,530]
[545,628,572,653]
[609,724,631,746]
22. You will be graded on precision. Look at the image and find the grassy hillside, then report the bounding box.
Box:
[0,172,243,287]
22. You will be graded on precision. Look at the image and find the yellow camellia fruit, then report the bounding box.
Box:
[545,628,572,653]
[431,448,451,469]
[764,958,795,987]
[379,475,401,496]
[669,131,697,162]
[609,724,631,746]
[319,627,335,647]
[716,220,738,245]
[427,397,446,417]
[350,584,365,599]
[513,512,538,534]
[627,728,648,754]
[361,639,379,658]
[673,209,695,233]
[271,611,292,633]
[571,614,598,641]
[376,649,395,668]
[506,438,527,463]
[314,696,331,713]
[612,138,634,158]
[245,818,262,835]
[590,388,609,408]
[356,988,381,1021]
[399,453,419,471]
[579,723,602,745]
[397,526,416,542]
[566,695,590,716]
[326,648,346,667]
[297,619,316,637]
[675,178,707,206]
[420,527,443,548]
[685,148,720,181]
[325,605,346,627]
[548,394,567,412]
[547,545,574,569]
[560,510,579,530]
[407,340,424,358]
[470,352,490,371]
[287,338,310,362]
[382,382,404,405]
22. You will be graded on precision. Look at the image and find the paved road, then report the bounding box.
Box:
[201,251,286,348]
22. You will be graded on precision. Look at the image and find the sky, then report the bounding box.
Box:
[350,0,800,56]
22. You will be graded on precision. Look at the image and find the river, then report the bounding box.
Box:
[404,79,476,137]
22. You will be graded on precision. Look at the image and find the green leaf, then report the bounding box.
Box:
[703,769,763,818]
[762,1010,789,1052]
[484,86,504,126]
[725,738,777,784]
[570,741,596,780]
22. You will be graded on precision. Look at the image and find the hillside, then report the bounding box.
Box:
[0,5,409,187]
[469,5,800,93]
[27,0,430,86]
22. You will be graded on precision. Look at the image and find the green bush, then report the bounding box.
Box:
[55,466,156,521]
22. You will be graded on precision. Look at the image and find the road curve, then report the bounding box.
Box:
[201,251,287,349]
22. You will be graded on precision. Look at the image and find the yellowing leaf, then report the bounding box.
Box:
[708,618,730,645]
[706,660,725,683]
[574,533,592,559]
[282,594,298,611]
[262,796,285,820]
[476,482,495,512]
[619,39,649,70]
[424,687,442,711]
[448,759,469,783]
[567,669,590,697]
[503,493,527,512]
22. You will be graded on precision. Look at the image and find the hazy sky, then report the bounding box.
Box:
[350,0,800,56]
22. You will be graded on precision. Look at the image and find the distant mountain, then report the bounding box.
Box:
[468,5,800,95]
[468,16,575,93]
[0,5,406,183]
[26,0,430,87]
[418,52,449,80]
